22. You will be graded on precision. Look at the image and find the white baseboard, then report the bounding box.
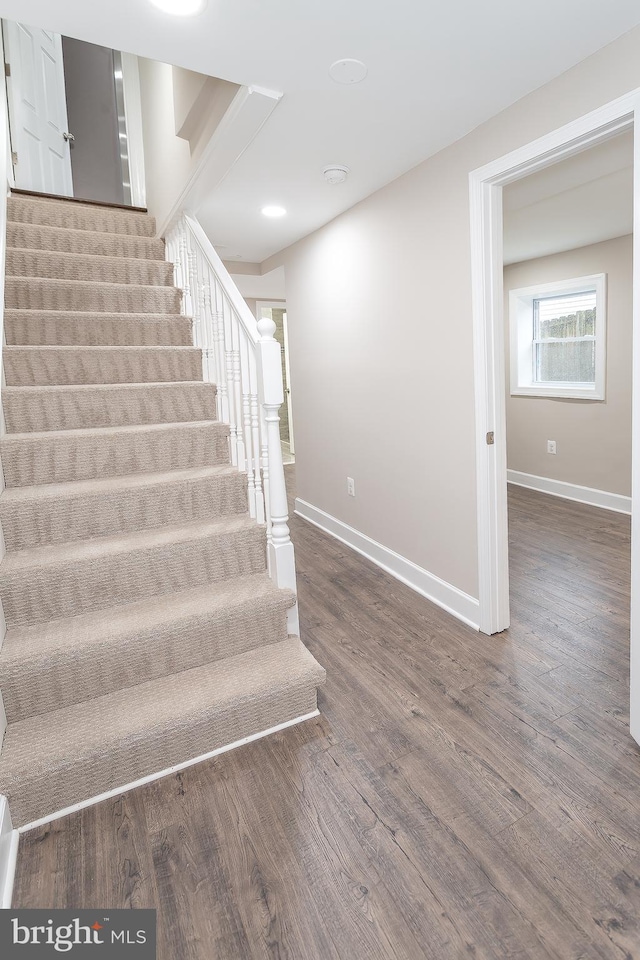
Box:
[507,470,631,515]
[294,498,480,630]
[18,709,319,834]
[0,795,18,907]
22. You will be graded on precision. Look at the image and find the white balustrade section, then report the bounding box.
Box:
[165,215,299,635]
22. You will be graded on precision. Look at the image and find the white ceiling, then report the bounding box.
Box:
[3,0,640,262]
[503,131,634,264]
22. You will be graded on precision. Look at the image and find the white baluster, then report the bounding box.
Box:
[249,348,265,524]
[222,296,239,466]
[185,232,198,334]
[239,330,257,518]
[212,278,229,424]
[231,310,246,472]
[202,272,214,383]
[189,242,203,358]
[165,231,177,275]
[173,228,184,306]
[179,232,191,318]
[260,402,271,542]
[257,317,299,635]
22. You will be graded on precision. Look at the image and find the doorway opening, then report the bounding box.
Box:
[2,18,144,207]
[470,92,640,743]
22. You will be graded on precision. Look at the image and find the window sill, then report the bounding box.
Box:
[511,385,604,400]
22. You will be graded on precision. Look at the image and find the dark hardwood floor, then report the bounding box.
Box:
[12,474,640,959]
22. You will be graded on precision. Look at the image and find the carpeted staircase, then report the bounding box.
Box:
[0,193,325,827]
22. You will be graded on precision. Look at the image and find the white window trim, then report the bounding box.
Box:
[509,273,606,400]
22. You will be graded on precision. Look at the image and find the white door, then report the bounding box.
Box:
[3,21,73,196]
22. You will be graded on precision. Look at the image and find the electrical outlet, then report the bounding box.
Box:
[547,440,557,455]
[347,477,356,497]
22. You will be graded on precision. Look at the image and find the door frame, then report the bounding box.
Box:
[470,89,640,742]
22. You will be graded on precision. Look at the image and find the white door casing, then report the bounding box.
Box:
[470,90,640,744]
[282,310,294,455]
[3,20,73,196]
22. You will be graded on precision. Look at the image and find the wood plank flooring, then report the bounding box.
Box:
[12,476,640,959]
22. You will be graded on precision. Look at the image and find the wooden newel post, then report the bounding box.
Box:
[257,317,300,636]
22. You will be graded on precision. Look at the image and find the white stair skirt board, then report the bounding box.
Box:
[295,499,480,630]
[0,795,18,908]
[507,470,632,515]
[0,691,6,752]
[16,709,319,835]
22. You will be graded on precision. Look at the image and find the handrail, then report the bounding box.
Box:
[165,214,299,635]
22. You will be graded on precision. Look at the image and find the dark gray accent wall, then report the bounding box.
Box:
[62,37,124,205]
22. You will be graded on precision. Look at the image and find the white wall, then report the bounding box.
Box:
[137,58,238,229]
[505,236,632,497]
[138,58,191,229]
[261,26,640,603]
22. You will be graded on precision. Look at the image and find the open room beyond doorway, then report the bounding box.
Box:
[470,91,640,744]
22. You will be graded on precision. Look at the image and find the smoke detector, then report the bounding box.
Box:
[329,59,367,84]
[323,165,350,185]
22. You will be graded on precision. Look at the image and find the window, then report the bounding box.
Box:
[509,273,606,399]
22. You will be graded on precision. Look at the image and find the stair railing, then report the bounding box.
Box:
[165,215,299,635]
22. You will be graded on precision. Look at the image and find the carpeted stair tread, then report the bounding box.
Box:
[4,310,193,347]
[0,465,247,550]
[0,514,266,628]
[4,345,202,386]
[7,221,165,260]
[6,248,174,286]
[8,196,156,237]
[0,636,325,826]
[0,419,230,486]
[1,574,296,722]
[3,381,217,432]
[5,277,182,314]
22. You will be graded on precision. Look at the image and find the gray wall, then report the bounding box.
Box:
[62,37,124,205]
[504,236,632,496]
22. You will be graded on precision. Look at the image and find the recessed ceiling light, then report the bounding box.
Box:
[148,0,207,16]
[329,59,368,84]
[262,205,287,218]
